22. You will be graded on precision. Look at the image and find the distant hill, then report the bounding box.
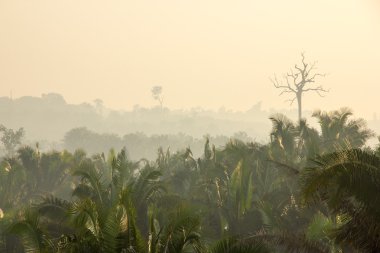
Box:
[0,93,281,138]
[0,93,356,158]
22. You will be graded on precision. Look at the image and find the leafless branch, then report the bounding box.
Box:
[303,86,329,93]
[306,73,326,83]
[286,71,300,88]
[270,53,328,120]
[294,64,303,74]
[316,90,326,97]
[305,61,317,77]
[270,75,295,92]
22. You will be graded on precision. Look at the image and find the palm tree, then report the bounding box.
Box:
[269,114,298,162]
[296,119,321,163]
[7,208,55,253]
[149,206,204,253]
[0,157,26,210]
[301,149,380,252]
[7,148,164,252]
[312,108,374,152]
[17,146,73,199]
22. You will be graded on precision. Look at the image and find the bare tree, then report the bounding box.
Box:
[271,53,328,121]
[151,86,164,109]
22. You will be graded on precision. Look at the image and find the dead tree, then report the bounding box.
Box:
[271,53,328,121]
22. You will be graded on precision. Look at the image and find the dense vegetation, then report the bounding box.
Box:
[1,108,380,252]
[63,128,252,160]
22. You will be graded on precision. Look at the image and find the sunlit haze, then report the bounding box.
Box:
[1,0,379,118]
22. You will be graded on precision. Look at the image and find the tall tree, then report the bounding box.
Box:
[271,53,328,121]
[151,86,164,110]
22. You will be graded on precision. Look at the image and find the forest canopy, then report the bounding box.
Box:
[1,108,380,252]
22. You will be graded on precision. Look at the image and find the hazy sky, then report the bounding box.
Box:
[1,0,379,117]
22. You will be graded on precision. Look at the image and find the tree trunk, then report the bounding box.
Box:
[297,92,302,122]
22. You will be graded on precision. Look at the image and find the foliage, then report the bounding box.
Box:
[0,108,378,252]
[0,125,24,157]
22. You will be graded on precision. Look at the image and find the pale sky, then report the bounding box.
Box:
[0,0,379,118]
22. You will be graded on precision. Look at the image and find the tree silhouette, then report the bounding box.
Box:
[271,53,328,121]
[0,125,24,157]
[151,86,164,109]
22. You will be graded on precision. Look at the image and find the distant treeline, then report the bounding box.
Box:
[0,93,294,143]
[4,93,380,160]
[63,127,253,160]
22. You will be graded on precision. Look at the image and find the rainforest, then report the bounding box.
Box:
[1,0,380,252]
[1,108,380,252]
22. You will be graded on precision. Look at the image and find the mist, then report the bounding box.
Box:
[1,1,380,252]
[1,0,380,117]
